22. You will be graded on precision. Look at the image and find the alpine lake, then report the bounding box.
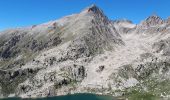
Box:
[0,93,162,100]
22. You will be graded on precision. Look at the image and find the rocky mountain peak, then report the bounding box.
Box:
[1,4,170,98]
[166,17,170,24]
[140,14,164,28]
[80,4,111,26]
[84,4,102,14]
[146,14,163,24]
[81,4,107,18]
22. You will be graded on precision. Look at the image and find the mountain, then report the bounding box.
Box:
[112,19,136,34]
[0,5,170,99]
[140,14,164,27]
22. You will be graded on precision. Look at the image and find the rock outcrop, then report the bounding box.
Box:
[139,15,164,28]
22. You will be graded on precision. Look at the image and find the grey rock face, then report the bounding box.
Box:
[153,37,170,56]
[166,17,170,24]
[96,65,105,72]
[0,86,2,98]
[71,64,86,81]
[0,4,123,97]
[1,4,170,98]
[0,68,39,96]
[140,15,164,28]
[135,15,166,35]
[2,5,123,97]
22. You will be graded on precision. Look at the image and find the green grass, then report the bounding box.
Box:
[126,90,159,100]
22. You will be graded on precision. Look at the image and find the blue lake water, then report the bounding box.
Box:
[1,93,117,100]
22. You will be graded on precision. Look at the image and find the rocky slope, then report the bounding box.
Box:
[0,4,170,99]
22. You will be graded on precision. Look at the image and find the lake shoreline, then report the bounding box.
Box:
[0,93,118,100]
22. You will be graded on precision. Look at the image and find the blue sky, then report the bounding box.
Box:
[0,0,170,31]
